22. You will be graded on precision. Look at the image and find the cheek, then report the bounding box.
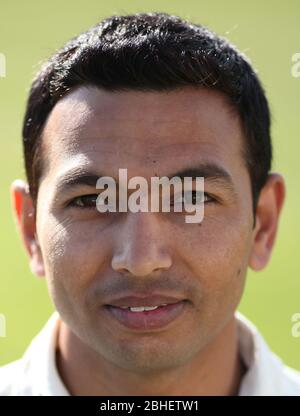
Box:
[37,213,110,303]
[176,212,252,310]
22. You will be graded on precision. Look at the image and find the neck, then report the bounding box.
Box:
[56,316,246,396]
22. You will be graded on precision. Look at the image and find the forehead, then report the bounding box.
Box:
[40,86,244,179]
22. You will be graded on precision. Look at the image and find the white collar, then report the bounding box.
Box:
[236,311,284,395]
[22,311,69,396]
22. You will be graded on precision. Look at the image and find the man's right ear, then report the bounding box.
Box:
[10,179,45,277]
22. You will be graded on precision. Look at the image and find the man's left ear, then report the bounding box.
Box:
[10,179,45,277]
[248,173,286,271]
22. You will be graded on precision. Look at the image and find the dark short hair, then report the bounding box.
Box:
[22,11,272,225]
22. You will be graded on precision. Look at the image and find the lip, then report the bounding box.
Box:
[105,294,186,308]
[104,300,188,331]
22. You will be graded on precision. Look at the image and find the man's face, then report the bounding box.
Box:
[34,86,254,372]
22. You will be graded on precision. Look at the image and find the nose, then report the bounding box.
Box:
[111,212,172,277]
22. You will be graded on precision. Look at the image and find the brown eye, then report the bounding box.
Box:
[69,194,99,209]
[172,191,213,207]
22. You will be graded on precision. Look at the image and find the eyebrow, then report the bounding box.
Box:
[167,165,234,189]
[55,171,110,196]
[54,163,236,196]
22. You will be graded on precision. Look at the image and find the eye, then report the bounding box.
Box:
[172,191,214,207]
[68,194,100,209]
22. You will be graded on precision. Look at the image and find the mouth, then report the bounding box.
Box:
[104,300,188,331]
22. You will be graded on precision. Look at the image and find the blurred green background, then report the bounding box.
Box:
[0,0,300,370]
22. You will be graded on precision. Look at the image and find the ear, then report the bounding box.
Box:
[10,179,45,277]
[248,173,286,271]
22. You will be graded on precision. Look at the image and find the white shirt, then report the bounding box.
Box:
[1,311,300,396]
